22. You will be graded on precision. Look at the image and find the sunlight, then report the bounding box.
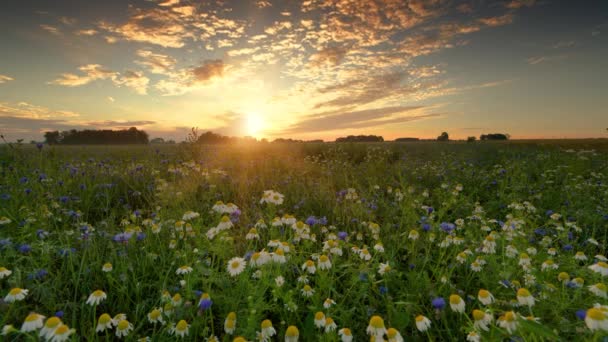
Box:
[246,112,265,138]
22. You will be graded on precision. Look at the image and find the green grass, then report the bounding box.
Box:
[0,140,607,341]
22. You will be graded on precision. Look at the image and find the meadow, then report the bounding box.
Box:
[1,140,607,341]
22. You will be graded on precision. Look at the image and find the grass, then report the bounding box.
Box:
[0,140,607,341]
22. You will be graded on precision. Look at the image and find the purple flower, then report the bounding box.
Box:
[337,231,348,240]
[432,297,446,310]
[305,216,317,226]
[199,298,213,310]
[18,244,32,254]
[55,311,64,318]
[575,310,586,320]
[440,222,455,233]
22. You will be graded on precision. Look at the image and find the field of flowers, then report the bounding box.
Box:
[1,141,607,341]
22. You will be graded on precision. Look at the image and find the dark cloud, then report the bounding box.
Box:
[192,60,224,82]
[309,45,350,66]
[314,73,407,108]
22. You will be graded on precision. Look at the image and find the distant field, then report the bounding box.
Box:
[1,141,607,340]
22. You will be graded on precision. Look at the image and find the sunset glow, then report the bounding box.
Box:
[0,1,606,142]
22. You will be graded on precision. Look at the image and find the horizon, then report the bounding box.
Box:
[1,0,607,142]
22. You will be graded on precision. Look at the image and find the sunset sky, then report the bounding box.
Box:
[1,0,607,142]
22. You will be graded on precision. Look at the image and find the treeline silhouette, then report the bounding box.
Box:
[335,135,384,143]
[44,127,149,145]
[480,133,509,140]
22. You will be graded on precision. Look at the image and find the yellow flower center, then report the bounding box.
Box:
[9,288,22,295]
[449,295,461,304]
[596,283,607,291]
[149,310,161,319]
[415,315,425,322]
[319,255,329,263]
[325,317,334,325]
[473,310,485,321]
[233,337,246,342]
[45,317,61,328]
[306,260,314,267]
[587,308,606,320]
[231,261,240,269]
[315,312,324,320]
[93,290,104,297]
[99,314,112,324]
[598,262,608,268]
[117,320,129,330]
[227,312,237,320]
[221,216,230,222]
[303,285,312,292]
[285,326,299,336]
[261,319,272,329]
[25,313,39,322]
[176,320,188,331]
[54,325,69,335]
[369,315,384,328]
[504,312,516,322]
[387,328,398,338]
[517,288,531,297]
[275,249,284,256]
[479,289,489,298]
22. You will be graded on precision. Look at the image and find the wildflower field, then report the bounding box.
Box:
[1,141,608,341]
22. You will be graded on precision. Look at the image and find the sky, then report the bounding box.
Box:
[0,0,607,142]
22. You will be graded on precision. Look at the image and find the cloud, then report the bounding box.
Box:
[86,120,156,127]
[75,29,98,36]
[478,14,513,27]
[0,102,80,119]
[114,71,150,95]
[526,55,567,65]
[49,64,117,86]
[505,0,536,9]
[255,0,272,8]
[158,0,180,6]
[50,65,149,94]
[315,73,407,108]
[0,74,14,84]
[309,45,350,66]
[135,49,177,74]
[553,41,575,49]
[284,106,435,134]
[192,60,224,82]
[107,96,115,103]
[40,24,61,35]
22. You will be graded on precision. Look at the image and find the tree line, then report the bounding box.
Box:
[44,127,149,145]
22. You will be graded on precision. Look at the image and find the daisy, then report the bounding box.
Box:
[182,211,199,221]
[338,328,353,342]
[275,276,285,287]
[516,288,535,306]
[470,261,482,272]
[2,325,17,336]
[272,249,286,263]
[386,328,404,342]
[147,308,164,324]
[359,248,372,261]
[408,230,419,240]
[233,337,247,342]
[449,294,465,313]
[112,314,127,327]
[366,315,387,338]
[96,313,113,332]
[378,262,391,275]
[86,290,107,306]
[246,228,259,240]
[171,293,183,306]
[324,317,337,333]
[478,289,494,305]
[176,265,193,275]
[541,259,558,271]
[467,331,481,342]
[302,260,316,274]
[589,283,607,298]
[558,272,570,283]
[472,310,493,331]
[284,325,299,342]
[170,320,189,338]
[415,315,431,332]
[0,267,12,279]
[323,298,336,309]
[260,319,276,339]
[227,257,246,277]
[314,312,325,328]
[301,285,314,298]
[225,312,237,334]
[115,320,133,338]
[102,263,113,272]
[374,242,385,253]
[318,255,331,270]
[4,287,28,303]
[497,311,518,334]
[48,324,75,342]
[21,312,45,332]
[585,306,608,331]
[589,262,608,277]
[40,316,62,339]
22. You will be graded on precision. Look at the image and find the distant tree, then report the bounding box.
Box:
[467,136,476,142]
[395,137,420,142]
[437,132,449,141]
[150,137,165,144]
[335,135,384,143]
[480,133,509,141]
[44,131,61,145]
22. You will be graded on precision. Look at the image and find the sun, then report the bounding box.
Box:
[246,112,265,137]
